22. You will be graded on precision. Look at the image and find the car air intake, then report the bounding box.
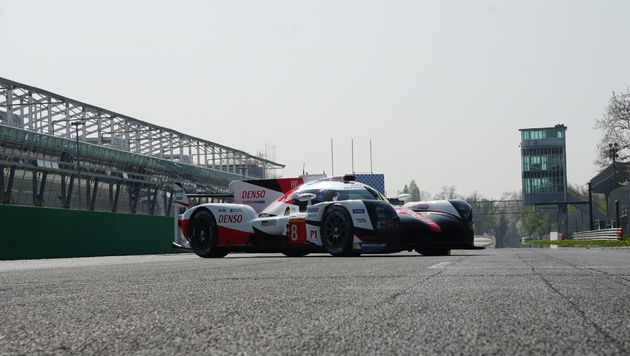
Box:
[363,200,400,232]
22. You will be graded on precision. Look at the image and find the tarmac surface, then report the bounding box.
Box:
[0,248,628,355]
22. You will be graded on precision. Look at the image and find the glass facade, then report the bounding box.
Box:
[521,128,564,140]
[521,147,565,194]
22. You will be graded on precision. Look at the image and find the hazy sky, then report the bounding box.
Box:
[2,0,630,198]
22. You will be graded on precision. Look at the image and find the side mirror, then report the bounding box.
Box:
[398,194,411,203]
[297,193,316,203]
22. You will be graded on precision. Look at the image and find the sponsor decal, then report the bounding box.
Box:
[307,207,320,213]
[344,185,362,190]
[261,220,276,226]
[218,214,243,224]
[355,218,367,224]
[229,208,242,213]
[277,178,304,193]
[353,209,365,214]
[241,190,266,199]
[218,208,227,213]
[241,200,265,204]
[360,242,386,250]
[413,204,430,210]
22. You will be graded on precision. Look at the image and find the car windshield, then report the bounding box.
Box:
[332,189,382,201]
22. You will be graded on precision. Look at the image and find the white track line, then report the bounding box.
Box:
[429,262,454,269]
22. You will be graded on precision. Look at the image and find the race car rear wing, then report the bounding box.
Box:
[229,174,324,214]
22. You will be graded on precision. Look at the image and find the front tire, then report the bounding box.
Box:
[188,209,228,258]
[321,205,355,256]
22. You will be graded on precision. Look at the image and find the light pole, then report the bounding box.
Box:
[588,182,594,230]
[608,142,619,189]
[71,121,85,209]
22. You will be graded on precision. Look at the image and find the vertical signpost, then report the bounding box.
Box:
[71,121,85,209]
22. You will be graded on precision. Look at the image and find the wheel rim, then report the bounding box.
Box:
[192,215,212,249]
[323,211,349,249]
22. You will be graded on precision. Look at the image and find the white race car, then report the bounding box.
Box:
[172,175,477,257]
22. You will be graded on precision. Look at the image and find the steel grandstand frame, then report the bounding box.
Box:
[0,77,284,215]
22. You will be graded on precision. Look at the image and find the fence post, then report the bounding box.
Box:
[615,200,620,229]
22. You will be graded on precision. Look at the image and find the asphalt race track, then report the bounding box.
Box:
[0,248,628,355]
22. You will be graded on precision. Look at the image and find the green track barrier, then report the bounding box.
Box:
[0,205,187,260]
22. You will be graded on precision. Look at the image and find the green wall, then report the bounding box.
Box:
[0,205,187,260]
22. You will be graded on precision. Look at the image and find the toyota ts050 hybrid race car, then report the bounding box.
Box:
[172,175,478,258]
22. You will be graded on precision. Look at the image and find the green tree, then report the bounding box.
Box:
[520,207,550,238]
[408,180,421,201]
[434,185,462,200]
[400,180,429,201]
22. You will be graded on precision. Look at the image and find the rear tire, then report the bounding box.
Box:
[188,209,228,258]
[416,248,450,256]
[321,205,355,257]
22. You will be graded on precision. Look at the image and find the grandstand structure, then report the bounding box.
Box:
[0,77,284,215]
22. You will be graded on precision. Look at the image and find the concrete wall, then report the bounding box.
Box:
[0,205,184,260]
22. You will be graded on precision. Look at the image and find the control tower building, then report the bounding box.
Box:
[519,124,568,206]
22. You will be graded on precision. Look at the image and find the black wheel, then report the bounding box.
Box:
[416,248,450,256]
[282,250,310,257]
[321,205,355,256]
[188,209,228,258]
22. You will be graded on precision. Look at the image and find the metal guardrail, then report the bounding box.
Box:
[570,228,623,241]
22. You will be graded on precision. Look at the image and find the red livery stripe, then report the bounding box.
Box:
[178,219,189,239]
[396,208,442,232]
[217,225,252,246]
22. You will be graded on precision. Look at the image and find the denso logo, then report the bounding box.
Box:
[218,215,243,224]
[242,190,266,199]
